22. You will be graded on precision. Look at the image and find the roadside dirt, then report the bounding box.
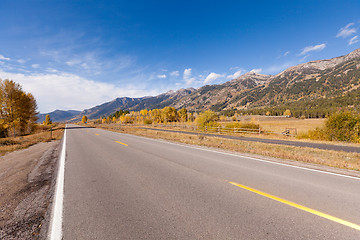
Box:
[0,140,60,239]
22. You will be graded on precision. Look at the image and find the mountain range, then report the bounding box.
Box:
[37,110,81,123]
[40,48,360,122]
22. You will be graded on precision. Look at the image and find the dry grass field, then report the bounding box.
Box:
[226,115,326,135]
[161,115,325,136]
[0,125,64,156]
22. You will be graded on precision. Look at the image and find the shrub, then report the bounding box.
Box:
[325,111,360,142]
[302,111,360,143]
[225,122,242,128]
[306,127,329,141]
[195,110,219,129]
[240,122,260,129]
[206,121,220,128]
[143,118,152,125]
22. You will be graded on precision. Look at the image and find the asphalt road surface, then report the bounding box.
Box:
[61,125,360,239]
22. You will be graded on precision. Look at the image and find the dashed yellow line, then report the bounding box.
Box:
[229,181,360,231]
[95,134,100,135]
[115,141,128,146]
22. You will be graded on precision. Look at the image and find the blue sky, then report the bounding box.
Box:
[0,0,359,113]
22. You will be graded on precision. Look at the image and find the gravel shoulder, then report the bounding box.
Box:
[0,140,61,239]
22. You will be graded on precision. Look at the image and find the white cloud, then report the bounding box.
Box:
[204,72,224,84]
[300,43,326,55]
[80,63,89,69]
[0,54,11,61]
[17,59,26,64]
[183,68,195,85]
[46,68,59,73]
[229,66,241,71]
[170,71,179,77]
[65,59,82,66]
[0,70,158,113]
[250,68,262,74]
[283,51,290,57]
[349,35,359,45]
[157,74,167,79]
[227,69,244,79]
[31,64,40,69]
[336,23,357,38]
[300,54,310,62]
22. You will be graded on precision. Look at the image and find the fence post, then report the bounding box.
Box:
[258,128,261,135]
[218,126,220,133]
[234,127,236,133]
[50,127,52,139]
[205,126,207,132]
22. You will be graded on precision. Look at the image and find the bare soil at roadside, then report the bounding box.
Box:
[0,141,60,239]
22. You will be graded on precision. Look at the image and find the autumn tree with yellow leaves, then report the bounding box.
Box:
[0,79,38,137]
[43,114,52,125]
[82,115,88,124]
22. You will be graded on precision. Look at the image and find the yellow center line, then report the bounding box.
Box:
[115,141,128,146]
[95,134,100,135]
[229,181,360,231]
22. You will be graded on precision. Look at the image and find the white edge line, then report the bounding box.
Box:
[104,129,360,181]
[48,125,67,240]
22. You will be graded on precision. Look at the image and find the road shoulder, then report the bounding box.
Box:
[0,140,61,239]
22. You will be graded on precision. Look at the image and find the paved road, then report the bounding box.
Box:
[62,125,360,239]
[141,127,360,153]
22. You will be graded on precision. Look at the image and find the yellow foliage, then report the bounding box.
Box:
[82,115,88,124]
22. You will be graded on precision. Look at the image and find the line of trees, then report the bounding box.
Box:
[96,107,194,125]
[0,79,38,138]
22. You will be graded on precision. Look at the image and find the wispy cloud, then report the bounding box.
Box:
[299,43,326,56]
[31,64,40,69]
[157,74,167,79]
[204,72,224,84]
[300,54,310,62]
[65,59,82,66]
[42,48,135,77]
[336,23,357,38]
[227,69,244,79]
[0,54,11,61]
[183,68,195,85]
[46,68,59,73]
[349,35,359,45]
[170,71,179,77]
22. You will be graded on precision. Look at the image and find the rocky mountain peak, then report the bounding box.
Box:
[279,48,360,75]
[228,71,271,87]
